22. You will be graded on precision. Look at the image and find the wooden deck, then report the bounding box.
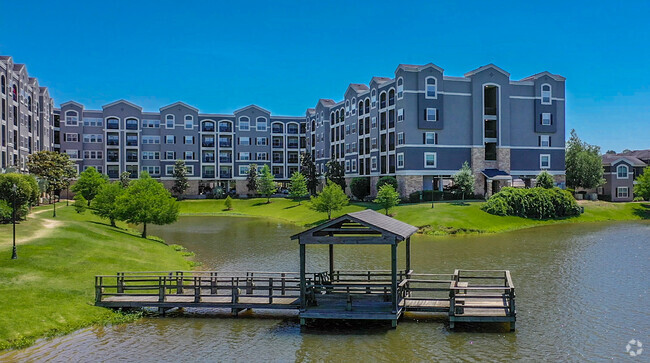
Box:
[95,269,516,330]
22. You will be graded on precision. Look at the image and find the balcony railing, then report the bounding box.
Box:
[203,157,215,163]
[202,172,215,178]
[220,172,232,179]
[107,172,119,179]
[219,126,233,133]
[219,141,232,148]
[219,156,232,163]
[202,125,215,132]
[202,141,215,147]
[107,157,119,162]
[287,143,299,149]
[107,140,119,146]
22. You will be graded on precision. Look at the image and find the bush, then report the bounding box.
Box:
[483,187,581,219]
[0,200,29,223]
[535,171,555,189]
[73,194,87,214]
[350,177,370,201]
[408,191,421,203]
[376,176,398,191]
[633,196,645,202]
[224,195,233,210]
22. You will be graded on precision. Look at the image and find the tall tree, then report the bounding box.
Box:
[535,171,555,189]
[566,129,604,189]
[605,150,617,154]
[116,172,179,238]
[26,151,76,217]
[309,180,349,220]
[374,184,400,216]
[171,159,189,198]
[246,164,259,195]
[325,159,346,191]
[300,152,318,195]
[288,171,309,205]
[258,164,277,203]
[71,166,108,206]
[634,166,650,201]
[93,182,124,227]
[0,173,39,219]
[453,161,475,200]
[119,171,131,188]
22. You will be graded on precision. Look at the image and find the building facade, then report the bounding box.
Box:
[305,63,566,197]
[0,56,55,172]
[596,151,648,202]
[58,100,306,194]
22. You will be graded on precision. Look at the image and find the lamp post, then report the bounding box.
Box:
[11,183,17,260]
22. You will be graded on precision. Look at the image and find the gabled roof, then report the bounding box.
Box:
[370,76,392,85]
[395,63,444,74]
[318,99,336,107]
[291,209,418,244]
[159,101,199,113]
[348,83,369,93]
[464,63,510,78]
[618,149,650,160]
[102,99,143,111]
[233,104,270,114]
[602,154,646,167]
[519,71,566,82]
[60,100,85,108]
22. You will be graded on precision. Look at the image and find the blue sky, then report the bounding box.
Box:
[1,1,648,152]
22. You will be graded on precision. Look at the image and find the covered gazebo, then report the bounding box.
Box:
[291,209,418,326]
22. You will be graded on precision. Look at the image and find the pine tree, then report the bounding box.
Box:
[453,161,475,201]
[258,165,277,203]
[300,152,318,195]
[171,159,189,198]
[246,164,259,195]
[325,159,346,191]
[288,171,309,205]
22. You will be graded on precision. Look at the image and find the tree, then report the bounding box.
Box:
[309,180,349,220]
[258,165,277,203]
[71,167,108,206]
[119,171,131,188]
[171,160,189,198]
[116,172,179,238]
[622,149,632,153]
[350,177,370,201]
[0,173,39,220]
[453,162,475,200]
[93,182,124,227]
[374,184,400,216]
[224,195,233,210]
[26,151,77,217]
[325,159,346,191]
[73,194,87,213]
[535,170,555,189]
[288,171,309,204]
[605,150,617,154]
[246,164,259,195]
[376,176,398,191]
[300,152,318,195]
[634,166,650,201]
[566,130,604,190]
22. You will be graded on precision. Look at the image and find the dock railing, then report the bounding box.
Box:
[448,269,516,321]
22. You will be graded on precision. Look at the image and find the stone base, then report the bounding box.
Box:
[235,180,249,196]
[396,175,422,198]
[369,176,380,197]
[161,179,200,197]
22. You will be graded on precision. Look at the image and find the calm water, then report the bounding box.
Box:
[3,217,649,362]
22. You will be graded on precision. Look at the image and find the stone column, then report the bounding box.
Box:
[397,175,422,198]
[369,176,380,197]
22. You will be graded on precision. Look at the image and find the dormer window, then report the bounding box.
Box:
[541,84,552,105]
[397,78,404,99]
[239,116,250,131]
[617,164,629,179]
[425,77,437,99]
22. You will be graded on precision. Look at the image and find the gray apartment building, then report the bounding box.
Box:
[0,56,55,171]
[305,63,566,197]
[57,100,306,194]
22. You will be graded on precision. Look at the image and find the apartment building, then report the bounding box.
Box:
[305,63,566,197]
[58,100,306,194]
[595,150,649,202]
[0,56,55,171]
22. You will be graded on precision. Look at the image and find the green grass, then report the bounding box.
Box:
[0,204,192,351]
[180,198,649,235]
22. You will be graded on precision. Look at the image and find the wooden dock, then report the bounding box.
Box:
[95,269,516,330]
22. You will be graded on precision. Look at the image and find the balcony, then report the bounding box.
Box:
[219,156,232,163]
[107,140,119,146]
[219,125,233,133]
[203,156,215,163]
[202,171,215,178]
[219,139,232,148]
[202,124,215,132]
[107,171,119,179]
[126,141,138,147]
[272,125,284,134]
[220,171,232,179]
[287,126,299,135]
[202,141,215,148]
[287,157,299,164]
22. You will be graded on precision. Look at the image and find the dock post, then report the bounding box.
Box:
[194,276,200,303]
[391,243,398,314]
[281,273,286,295]
[117,272,124,294]
[176,271,183,294]
[210,272,217,294]
[299,243,306,311]
[159,276,166,302]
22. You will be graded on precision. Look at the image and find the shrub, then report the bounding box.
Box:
[225,195,233,210]
[0,201,29,223]
[483,187,580,219]
[633,196,645,202]
[373,184,400,215]
[73,194,87,213]
[408,191,421,203]
[350,177,370,201]
[535,171,555,189]
[376,176,398,191]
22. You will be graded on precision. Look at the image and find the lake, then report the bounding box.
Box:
[2,217,648,362]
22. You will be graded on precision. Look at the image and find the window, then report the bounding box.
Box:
[0,75,4,94]
[398,132,404,145]
[424,152,437,168]
[397,78,404,99]
[371,89,377,108]
[380,92,387,109]
[371,116,377,129]
[142,166,160,176]
[351,123,356,134]
[256,137,267,146]
[142,136,160,144]
[351,98,357,115]
[165,151,176,160]
[239,137,250,146]
[184,151,194,160]
[256,117,267,131]
[617,164,629,179]
[351,159,357,172]
[65,111,79,126]
[541,84,552,105]
[541,113,551,126]
[165,135,175,144]
[142,151,160,160]
[166,165,174,176]
[239,152,251,161]
[83,117,104,127]
[83,134,103,143]
[165,115,175,129]
[539,135,551,147]
[397,153,404,168]
[397,109,404,122]
[185,165,194,175]
[142,119,160,128]
[184,135,194,144]
[256,152,267,161]
[617,187,629,198]
[370,156,378,171]
[106,118,119,129]
[239,116,250,131]
[83,151,103,159]
[125,118,138,130]
[345,160,350,172]
[388,89,395,106]
[345,100,350,115]
[426,108,437,122]
[65,149,79,159]
[425,77,437,99]
[540,154,551,169]
[352,142,357,152]
[65,133,79,142]
[239,165,250,175]
[358,101,364,116]
[184,115,194,129]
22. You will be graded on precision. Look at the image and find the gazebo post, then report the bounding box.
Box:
[299,242,306,312]
[391,242,398,314]
[405,237,411,278]
[328,244,334,278]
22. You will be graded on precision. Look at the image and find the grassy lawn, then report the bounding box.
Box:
[179,198,649,235]
[0,204,191,351]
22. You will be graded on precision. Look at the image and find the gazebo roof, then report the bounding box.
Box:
[291,209,418,245]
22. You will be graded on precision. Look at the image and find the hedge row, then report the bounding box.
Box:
[408,190,479,203]
[482,187,581,219]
